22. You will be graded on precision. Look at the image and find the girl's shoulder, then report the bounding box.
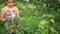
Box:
[14,6,19,10]
[1,6,7,11]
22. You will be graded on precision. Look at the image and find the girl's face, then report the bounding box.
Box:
[7,0,14,7]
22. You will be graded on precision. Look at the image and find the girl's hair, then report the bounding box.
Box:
[6,0,14,2]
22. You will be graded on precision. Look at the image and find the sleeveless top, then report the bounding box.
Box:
[4,10,17,19]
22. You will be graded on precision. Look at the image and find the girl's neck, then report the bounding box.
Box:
[7,5,14,8]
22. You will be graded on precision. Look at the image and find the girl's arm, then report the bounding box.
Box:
[16,8,20,18]
[1,8,5,21]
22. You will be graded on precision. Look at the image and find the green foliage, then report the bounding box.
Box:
[0,0,60,34]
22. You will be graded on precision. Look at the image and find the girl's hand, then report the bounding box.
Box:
[1,19,6,21]
[20,17,24,22]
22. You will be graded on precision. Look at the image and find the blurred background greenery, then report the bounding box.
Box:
[0,0,60,34]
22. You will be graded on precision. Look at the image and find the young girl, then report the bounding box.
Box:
[1,0,20,21]
[1,0,20,34]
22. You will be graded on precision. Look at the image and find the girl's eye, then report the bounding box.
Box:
[8,2,13,3]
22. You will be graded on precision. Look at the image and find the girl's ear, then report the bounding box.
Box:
[13,4,15,6]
